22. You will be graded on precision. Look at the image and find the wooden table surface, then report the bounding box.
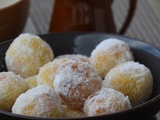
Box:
[23,0,160,119]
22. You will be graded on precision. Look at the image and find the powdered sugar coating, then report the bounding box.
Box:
[62,105,86,118]
[83,88,131,116]
[0,72,28,111]
[90,38,133,78]
[54,60,102,110]
[103,61,153,106]
[56,54,90,63]
[5,33,54,78]
[12,85,63,118]
[37,58,69,88]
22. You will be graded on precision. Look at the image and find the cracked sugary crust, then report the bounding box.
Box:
[12,85,63,118]
[103,61,153,106]
[0,72,28,111]
[5,33,54,78]
[54,60,102,110]
[84,88,131,116]
[90,38,134,78]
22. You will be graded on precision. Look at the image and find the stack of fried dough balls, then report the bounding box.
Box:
[5,33,54,78]
[37,58,70,88]
[0,72,28,111]
[0,33,153,119]
[54,59,102,110]
[90,38,134,78]
[37,54,90,88]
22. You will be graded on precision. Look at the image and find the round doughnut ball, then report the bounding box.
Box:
[0,72,28,111]
[103,61,153,106]
[37,58,69,88]
[84,88,131,116]
[54,60,102,110]
[24,75,37,89]
[12,85,63,118]
[62,105,85,118]
[5,33,54,78]
[56,54,90,63]
[90,38,133,78]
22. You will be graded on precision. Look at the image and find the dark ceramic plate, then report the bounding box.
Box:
[0,33,160,120]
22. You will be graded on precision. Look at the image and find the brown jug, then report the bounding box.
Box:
[49,0,137,34]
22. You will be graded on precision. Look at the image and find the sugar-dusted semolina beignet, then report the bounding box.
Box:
[5,33,54,78]
[83,88,131,116]
[24,75,37,89]
[90,38,133,78]
[62,105,85,118]
[12,85,64,118]
[54,60,102,110]
[56,54,90,63]
[0,72,28,111]
[103,61,153,106]
[37,58,70,88]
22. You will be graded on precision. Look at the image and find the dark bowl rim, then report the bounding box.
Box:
[0,32,160,119]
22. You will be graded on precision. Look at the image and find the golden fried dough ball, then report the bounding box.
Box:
[12,85,63,118]
[62,105,85,118]
[90,38,133,78]
[103,61,153,106]
[37,58,69,88]
[56,54,90,63]
[54,60,102,110]
[5,33,54,78]
[84,88,131,116]
[24,75,37,89]
[0,72,28,111]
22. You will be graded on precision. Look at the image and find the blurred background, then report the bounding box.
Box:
[23,0,160,48]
